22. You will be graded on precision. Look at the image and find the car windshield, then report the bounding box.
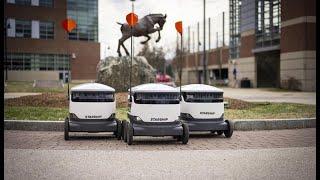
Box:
[71,91,114,102]
[182,92,223,103]
[133,92,180,104]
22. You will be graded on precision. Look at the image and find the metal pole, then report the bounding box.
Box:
[4,17,8,81]
[192,31,195,53]
[222,11,225,46]
[129,0,134,101]
[208,17,211,51]
[188,26,190,53]
[179,34,183,99]
[130,27,132,99]
[197,22,200,83]
[203,0,207,84]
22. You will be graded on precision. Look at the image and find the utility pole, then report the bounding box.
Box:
[203,0,207,84]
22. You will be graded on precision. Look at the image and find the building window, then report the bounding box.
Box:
[229,0,241,59]
[15,0,31,5]
[40,21,54,39]
[255,0,281,48]
[39,0,53,7]
[15,20,31,38]
[67,0,98,42]
[5,53,70,71]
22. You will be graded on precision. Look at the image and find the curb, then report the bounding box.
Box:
[4,118,316,131]
[233,118,316,131]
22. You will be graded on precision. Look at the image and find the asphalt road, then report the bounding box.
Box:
[4,128,316,180]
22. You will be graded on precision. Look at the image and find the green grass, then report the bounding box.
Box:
[225,102,316,119]
[4,103,315,121]
[116,108,129,120]
[4,106,68,121]
[4,81,83,93]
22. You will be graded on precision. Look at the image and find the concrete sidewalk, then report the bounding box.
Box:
[222,88,316,105]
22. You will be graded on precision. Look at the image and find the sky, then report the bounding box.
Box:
[98,0,229,60]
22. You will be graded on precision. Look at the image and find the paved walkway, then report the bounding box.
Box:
[4,128,316,150]
[4,93,42,100]
[222,88,316,105]
[4,129,316,180]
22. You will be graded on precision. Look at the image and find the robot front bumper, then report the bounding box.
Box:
[180,114,228,131]
[128,115,184,136]
[69,114,118,132]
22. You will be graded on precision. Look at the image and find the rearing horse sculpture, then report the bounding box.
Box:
[117,13,167,57]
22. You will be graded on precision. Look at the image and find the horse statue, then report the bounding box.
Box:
[116,13,167,57]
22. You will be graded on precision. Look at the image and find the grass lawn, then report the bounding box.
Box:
[4,106,68,121]
[225,102,316,119]
[4,81,83,93]
[4,91,315,121]
[4,103,316,121]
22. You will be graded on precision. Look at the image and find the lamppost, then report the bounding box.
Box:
[203,0,207,84]
[4,17,10,81]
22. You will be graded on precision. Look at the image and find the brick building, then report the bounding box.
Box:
[4,0,100,82]
[173,0,316,91]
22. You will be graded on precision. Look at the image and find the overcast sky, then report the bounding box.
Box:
[98,0,228,60]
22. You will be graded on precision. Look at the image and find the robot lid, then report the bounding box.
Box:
[129,83,179,93]
[179,84,223,93]
[71,83,115,92]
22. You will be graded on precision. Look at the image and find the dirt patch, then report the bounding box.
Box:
[224,98,253,109]
[5,93,129,109]
[5,93,68,108]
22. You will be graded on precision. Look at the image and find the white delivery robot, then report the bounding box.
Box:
[179,84,233,138]
[64,83,122,140]
[123,83,189,145]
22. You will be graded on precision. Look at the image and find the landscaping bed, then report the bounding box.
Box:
[4,93,316,121]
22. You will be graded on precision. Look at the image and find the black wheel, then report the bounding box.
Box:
[217,130,223,135]
[127,122,133,145]
[181,123,189,144]
[115,119,122,140]
[211,131,216,134]
[123,121,128,142]
[224,120,234,138]
[64,117,69,140]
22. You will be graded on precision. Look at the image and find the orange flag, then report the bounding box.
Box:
[61,19,77,32]
[126,12,138,27]
[175,21,183,35]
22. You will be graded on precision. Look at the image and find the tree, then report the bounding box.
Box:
[137,43,166,73]
[165,64,174,77]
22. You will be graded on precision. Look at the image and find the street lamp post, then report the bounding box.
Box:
[4,17,9,81]
[203,0,207,84]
